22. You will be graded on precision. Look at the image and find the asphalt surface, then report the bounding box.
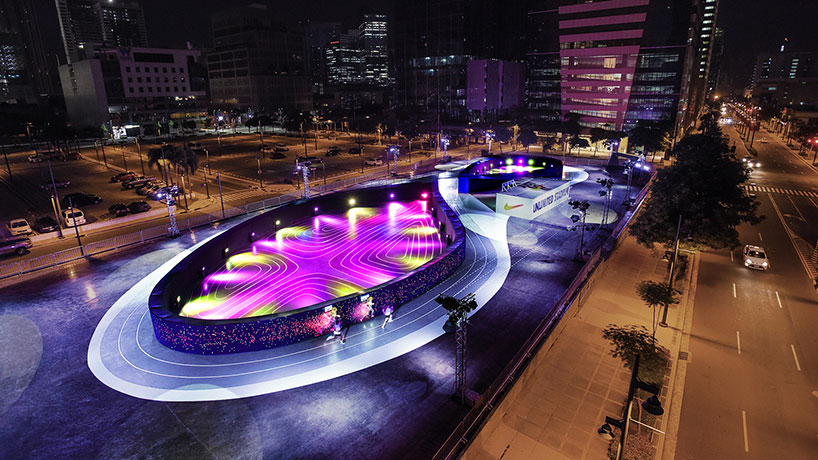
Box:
[675,125,818,459]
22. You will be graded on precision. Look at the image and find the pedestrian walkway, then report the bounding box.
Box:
[744,184,818,197]
[462,235,696,460]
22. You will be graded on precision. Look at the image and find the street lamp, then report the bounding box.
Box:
[598,355,665,460]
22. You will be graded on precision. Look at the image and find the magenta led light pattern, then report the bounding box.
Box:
[181,200,444,320]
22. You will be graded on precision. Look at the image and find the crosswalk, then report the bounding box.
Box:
[745,185,818,198]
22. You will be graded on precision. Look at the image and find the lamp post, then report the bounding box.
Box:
[135,137,145,176]
[598,355,665,460]
[624,160,635,206]
[216,171,225,219]
[67,197,84,255]
[659,215,682,327]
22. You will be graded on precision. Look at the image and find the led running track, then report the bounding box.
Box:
[182,200,444,320]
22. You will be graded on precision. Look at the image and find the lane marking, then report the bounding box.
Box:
[736,331,742,354]
[775,291,783,309]
[791,344,802,371]
[788,195,807,221]
[730,251,734,262]
[742,410,749,452]
[733,283,737,298]
[758,232,763,241]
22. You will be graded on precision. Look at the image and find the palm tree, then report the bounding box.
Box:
[147,145,199,211]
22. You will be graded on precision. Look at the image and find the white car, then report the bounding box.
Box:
[757,138,768,144]
[365,158,383,166]
[61,208,86,227]
[6,218,32,235]
[743,244,769,270]
[741,156,761,168]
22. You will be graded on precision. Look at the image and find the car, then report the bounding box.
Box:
[269,151,287,159]
[325,148,340,156]
[275,143,289,150]
[127,201,151,213]
[61,192,102,207]
[348,147,362,155]
[187,141,204,151]
[0,237,33,257]
[757,138,768,144]
[40,179,71,190]
[60,208,86,227]
[111,171,137,183]
[6,218,32,235]
[58,151,81,161]
[365,157,383,166]
[27,155,43,163]
[743,244,769,270]
[258,144,273,153]
[108,204,129,217]
[297,155,319,162]
[122,175,156,189]
[741,156,761,169]
[149,185,182,201]
[32,216,59,233]
[137,182,165,196]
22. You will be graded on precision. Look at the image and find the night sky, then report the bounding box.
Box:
[36,0,818,96]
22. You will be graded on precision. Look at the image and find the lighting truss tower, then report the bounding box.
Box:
[297,159,312,199]
[454,313,468,404]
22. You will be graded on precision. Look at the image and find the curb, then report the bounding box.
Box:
[657,250,700,460]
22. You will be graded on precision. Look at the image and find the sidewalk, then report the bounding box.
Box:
[462,235,697,460]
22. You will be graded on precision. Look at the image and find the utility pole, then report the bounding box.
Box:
[136,137,145,176]
[216,171,225,219]
[256,156,263,189]
[100,140,109,169]
[68,197,84,255]
[46,157,64,238]
[1,144,11,178]
[120,143,128,171]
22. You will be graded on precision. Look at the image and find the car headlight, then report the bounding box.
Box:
[745,259,752,265]
[755,162,761,167]
[762,262,768,267]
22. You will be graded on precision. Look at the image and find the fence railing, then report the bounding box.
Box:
[432,177,654,460]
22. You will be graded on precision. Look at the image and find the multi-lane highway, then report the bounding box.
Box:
[675,125,818,459]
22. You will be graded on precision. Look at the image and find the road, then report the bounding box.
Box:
[675,125,818,459]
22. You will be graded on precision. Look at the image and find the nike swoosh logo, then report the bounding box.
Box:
[503,203,524,210]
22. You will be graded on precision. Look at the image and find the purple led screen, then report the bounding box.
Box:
[180,200,444,320]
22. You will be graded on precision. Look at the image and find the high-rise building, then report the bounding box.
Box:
[58,46,208,132]
[359,14,389,88]
[394,0,527,116]
[749,48,818,107]
[466,59,525,113]
[325,30,365,87]
[207,4,311,111]
[55,0,148,64]
[1,0,64,107]
[304,21,341,95]
[526,0,702,131]
[705,27,724,99]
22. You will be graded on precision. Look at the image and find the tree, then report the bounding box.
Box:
[147,145,199,211]
[494,127,512,153]
[589,127,608,156]
[636,281,679,337]
[602,324,669,386]
[597,177,614,227]
[517,129,538,152]
[568,135,590,156]
[540,136,558,152]
[569,199,591,260]
[629,117,762,251]
[561,112,582,151]
[628,121,671,160]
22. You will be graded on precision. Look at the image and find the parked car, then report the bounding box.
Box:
[6,218,32,235]
[326,147,340,156]
[365,157,383,166]
[348,147,362,155]
[32,216,59,233]
[743,244,769,270]
[61,192,102,207]
[40,179,71,190]
[122,176,156,189]
[137,182,165,196]
[127,201,151,214]
[60,208,86,227]
[27,155,43,163]
[258,144,273,153]
[0,237,33,257]
[275,143,289,150]
[58,151,81,161]
[269,151,287,159]
[111,171,137,183]
[187,141,204,151]
[297,155,319,163]
[149,185,182,201]
[108,204,129,217]
[757,138,769,144]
